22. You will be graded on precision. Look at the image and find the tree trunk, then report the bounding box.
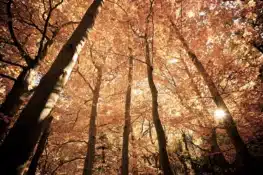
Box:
[144,37,174,175]
[171,22,251,171]
[0,68,28,141]
[210,128,229,168]
[0,67,38,141]
[0,1,103,173]
[27,117,53,175]
[0,69,27,116]
[121,52,133,175]
[0,0,58,139]
[83,67,103,175]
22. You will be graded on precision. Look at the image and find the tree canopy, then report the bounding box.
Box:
[0,0,262,174]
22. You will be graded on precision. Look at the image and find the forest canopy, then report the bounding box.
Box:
[0,0,262,174]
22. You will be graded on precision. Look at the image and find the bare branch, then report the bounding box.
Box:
[35,0,64,64]
[0,56,26,69]
[6,0,33,66]
[0,73,16,81]
[76,69,94,92]
[72,108,82,128]
[51,157,85,175]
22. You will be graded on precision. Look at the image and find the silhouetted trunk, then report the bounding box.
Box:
[0,0,65,139]
[83,67,103,175]
[0,69,27,116]
[0,1,103,173]
[121,52,133,175]
[27,117,53,175]
[210,128,229,168]
[131,128,138,175]
[144,36,174,175]
[171,22,251,170]
[0,67,39,141]
[0,69,28,140]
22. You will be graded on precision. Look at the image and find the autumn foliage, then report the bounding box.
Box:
[0,0,262,174]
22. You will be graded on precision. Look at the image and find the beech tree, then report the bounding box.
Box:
[0,0,76,139]
[0,0,103,173]
[141,1,173,174]
[170,19,253,172]
[83,45,105,175]
[121,48,133,175]
[0,0,262,174]
[27,117,53,175]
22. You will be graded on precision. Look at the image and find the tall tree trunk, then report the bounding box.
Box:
[181,59,229,166]
[130,128,138,175]
[144,37,174,175]
[121,52,133,175]
[210,128,229,168]
[83,67,103,175]
[0,0,67,140]
[27,117,53,175]
[171,22,251,170]
[0,1,103,173]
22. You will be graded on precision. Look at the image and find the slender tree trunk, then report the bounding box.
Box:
[130,128,138,175]
[121,53,133,175]
[181,59,229,166]
[210,128,229,167]
[171,22,251,169]
[27,117,53,175]
[83,67,103,175]
[144,37,174,175]
[0,1,103,173]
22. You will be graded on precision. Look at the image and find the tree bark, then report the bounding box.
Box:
[121,52,133,175]
[0,1,103,173]
[144,36,174,175]
[171,21,251,170]
[83,67,103,175]
[0,0,64,139]
[0,69,28,141]
[27,117,53,175]
[0,69,27,116]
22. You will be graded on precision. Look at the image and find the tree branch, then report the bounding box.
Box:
[6,0,33,66]
[35,0,64,64]
[51,157,85,175]
[76,69,94,92]
[0,56,26,69]
[0,73,16,81]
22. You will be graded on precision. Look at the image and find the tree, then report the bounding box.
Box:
[142,2,174,173]
[0,0,103,173]
[0,0,77,139]
[27,116,53,175]
[121,48,133,175]
[83,45,105,175]
[170,20,253,172]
